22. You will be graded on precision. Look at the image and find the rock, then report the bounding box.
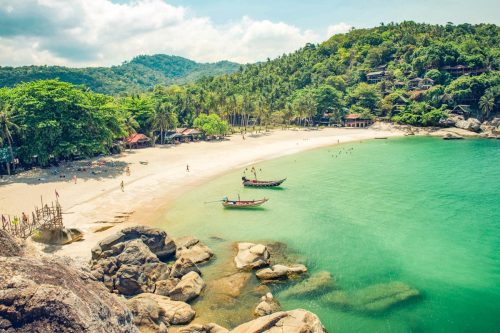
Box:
[0,255,138,333]
[443,132,464,140]
[480,118,500,138]
[209,272,251,298]
[176,236,214,264]
[177,323,229,333]
[92,226,174,261]
[0,230,23,257]
[254,292,281,317]
[170,256,202,278]
[168,271,205,302]
[32,227,83,245]
[126,293,195,331]
[91,239,170,295]
[322,281,420,313]
[455,117,481,132]
[234,243,270,270]
[155,278,180,296]
[256,264,307,281]
[440,114,462,127]
[280,271,335,298]
[230,309,327,333]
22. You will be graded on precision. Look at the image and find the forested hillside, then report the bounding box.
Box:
[0,55,240,95]
[0,22,499,170]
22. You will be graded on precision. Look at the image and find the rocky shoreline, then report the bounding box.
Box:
[1,226,422,332]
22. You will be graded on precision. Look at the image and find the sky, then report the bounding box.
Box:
[0,0,498,67]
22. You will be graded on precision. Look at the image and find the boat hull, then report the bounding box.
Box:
[222,198,268,208]
[242,178,286,188]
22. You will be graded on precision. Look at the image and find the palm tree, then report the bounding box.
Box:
[479,93,495,121]
[0,105,19,175]
[154,103,177,144]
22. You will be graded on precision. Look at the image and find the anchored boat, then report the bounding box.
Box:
[242,176,286,188]
[222,197,268,208]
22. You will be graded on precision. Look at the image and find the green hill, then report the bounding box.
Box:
[0,54,241,95]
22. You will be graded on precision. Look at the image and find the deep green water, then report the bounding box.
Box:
[156,137,500,332]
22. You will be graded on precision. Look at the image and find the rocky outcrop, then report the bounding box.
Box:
[234,243,270,270]
[168,271,205,302]
[92,226,175,261]
[480,117,500,138]
[254,293,280,317]
[256,264,307,281]
[230,309,327,333]
[32,227,83,245]
[177,323,229,333]
[91,239,170,295]
[0,234,138,333]
[125,293,195,332]
[280,271,336,298]
[455,117,481,132]
[176,236,214,264]
[322,281,420,313]
[170,257,201,278]
[0,230,23,257]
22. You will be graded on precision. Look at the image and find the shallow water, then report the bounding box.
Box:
[156,137,500,332]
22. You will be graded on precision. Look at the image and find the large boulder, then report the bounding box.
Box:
[92,226,175,261]
[322,281,420,313]
[170,257,202,278]
[0,255,138,333]
[254,293,280,317]
[176,236,214,264]
[455,117,481,132]
[125,293,195,331]
[208,272,251,298]
[168,271,205,302]
[32,227,83,245]
[256,264,307,282]
[280,271,336,298]
[234,243,270,270]
[230,309,327,333]
[91,239,170,295]
[0,230,23,257]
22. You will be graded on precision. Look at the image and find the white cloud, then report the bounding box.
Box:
[326,22,353,37]
[0,0,331,67]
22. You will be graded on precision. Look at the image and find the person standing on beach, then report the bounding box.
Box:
[186,164,190,172]
[126,166,130,176]
[73,175,77,184]
[120,180,124,192]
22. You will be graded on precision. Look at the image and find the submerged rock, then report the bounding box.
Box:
[254,292,281,317]
[256,264,307,281]
[126,293,195,331]
[230,309,327,333]
[234,243,270,270]
[0,248,138,332]
[280,271,336,298]
[176,236,214,264]
[322,281,420,313]
[168,271,205,302]
[209,272,252,298]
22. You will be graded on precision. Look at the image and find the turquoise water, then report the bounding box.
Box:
[156,137,500,332]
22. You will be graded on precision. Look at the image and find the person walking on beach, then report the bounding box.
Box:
[73,175,77,184]
[120,180,124,192]
[186,164,190,172]
[126,166,130,176]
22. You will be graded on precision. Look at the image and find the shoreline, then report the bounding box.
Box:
[0,125,423,261]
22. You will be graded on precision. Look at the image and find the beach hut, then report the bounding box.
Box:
[343,114,373,128]
[125,133,151,149]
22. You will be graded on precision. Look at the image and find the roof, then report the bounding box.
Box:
[410,77,423,82]
[182,129,202,135]
[175,127,187,134]
[126,133,150,144]
[452,105,473,113]
[345,113,371,120]
[367,71,385,77]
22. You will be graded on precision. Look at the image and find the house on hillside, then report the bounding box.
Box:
[367,71,385,84]
[408,77,434,90]
[393,95,409,113]
[343,114,373,128]
[441,65,489,78]
[125,133,151,149]
[450,105,473,117]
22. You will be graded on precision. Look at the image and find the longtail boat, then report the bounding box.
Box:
[242,177,286,188]
[222,197,268,208]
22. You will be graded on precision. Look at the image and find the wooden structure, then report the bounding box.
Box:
[441,65,489,78]
[344,114,373,128]
[125,133,151,149]
[367,71,386,84]
[1,201,63,239]
[165,128,203,143]
[409,78,434,90]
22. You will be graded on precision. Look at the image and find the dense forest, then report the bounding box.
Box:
[0,22,499,171]
[0,55,240,95]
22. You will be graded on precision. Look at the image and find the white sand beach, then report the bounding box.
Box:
[0,127,404,260]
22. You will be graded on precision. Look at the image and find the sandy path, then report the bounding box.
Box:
[0,127,403,260]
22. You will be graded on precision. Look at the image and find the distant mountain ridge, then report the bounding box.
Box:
[0,54,241,95]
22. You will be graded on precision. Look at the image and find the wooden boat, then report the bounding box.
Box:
[242,177,286,187]
[222,197,268,208]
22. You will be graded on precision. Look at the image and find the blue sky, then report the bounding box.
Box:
[0,0,498,67]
